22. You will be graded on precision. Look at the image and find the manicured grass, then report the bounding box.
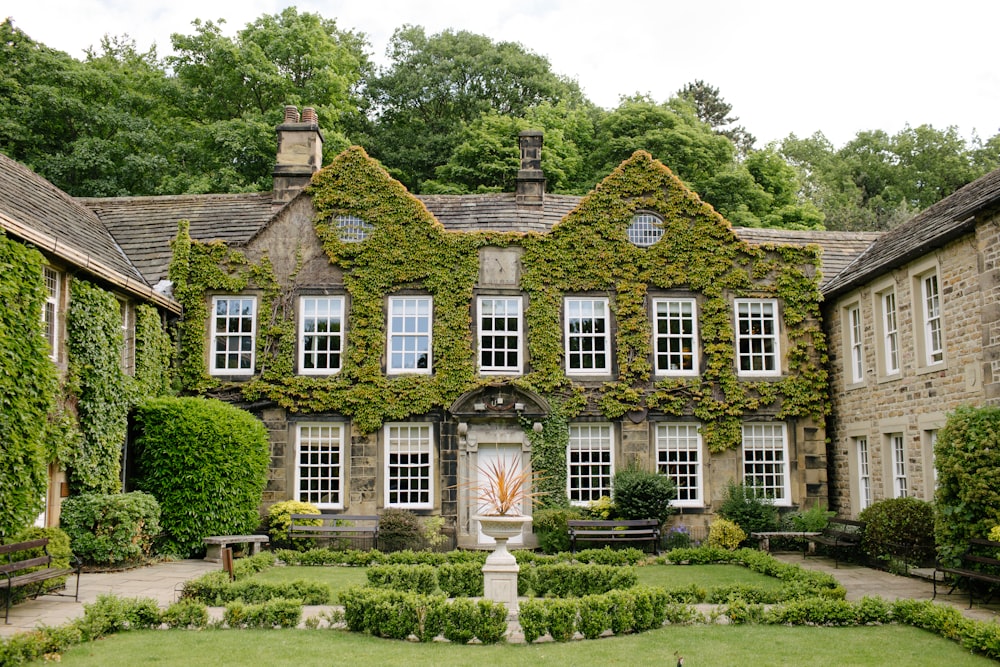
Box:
[251,563,783,597]
[49,625,996,666]
[633,564,785,591]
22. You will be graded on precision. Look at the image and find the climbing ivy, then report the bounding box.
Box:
[65,279,131,494]
[0,232,58,538]
[134,303,174,398]
[169,147,827,458]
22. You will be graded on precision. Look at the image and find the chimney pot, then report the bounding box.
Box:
[284,105,300,123]
[302,107,318,124]
[273,105,323,206]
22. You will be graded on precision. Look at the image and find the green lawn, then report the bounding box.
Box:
[252,563,783,597]
[48,625,996,666]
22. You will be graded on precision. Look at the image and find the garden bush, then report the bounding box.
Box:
[266,499,320,550]
[717,480,778,537]
[59,491,160,566]
[378,508,424,552]
[366,564,437,594]
[787,502,835,532]
[707,518,746,550]
[133,396,269,557]
[935,405,1000,567]
[223,597,302,629]
[611,464,676,525]
[859,497,935,567]
[161,599,209,629]
[531,506,582,554]
[437,562,483,597]
[75,594,162,639]
[531,563,637,597]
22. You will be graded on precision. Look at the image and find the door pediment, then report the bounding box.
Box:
[449,384,549,419]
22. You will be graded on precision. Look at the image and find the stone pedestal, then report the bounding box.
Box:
[475,514,532,612]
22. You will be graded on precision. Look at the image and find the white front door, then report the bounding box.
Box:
[475,443,529,546]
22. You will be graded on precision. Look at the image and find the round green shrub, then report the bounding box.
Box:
[60,491,161,566]
[531,506,583,554]
[133,397,270,557]
[717,480,779,537]
[707,518,746,550]
[611,464,676,524]
[378,508,423,552]
[935,405,1000,567]
[858,497,935,566]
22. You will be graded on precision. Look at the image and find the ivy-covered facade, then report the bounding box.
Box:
[3,109,890,547]
[157,117,838,548]
[0,153,178,538]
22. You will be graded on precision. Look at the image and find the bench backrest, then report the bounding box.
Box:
[0,538,52,576]
[962,539,1000,569]
[568,519,660,529]
[823,518,864,541]
[288,514,379,533]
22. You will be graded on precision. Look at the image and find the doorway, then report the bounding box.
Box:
[474,443,530,546]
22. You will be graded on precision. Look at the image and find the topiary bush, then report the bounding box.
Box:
[532,506,583,554]
[378,508,424,552]
[717,480,779,538]
[611,464,676,525]
[59,492,160,566]
[133,397,270,557]
[858,497,935,568]
[266,499,320,550]
[707,518,746,550]
[935,405,1000,568]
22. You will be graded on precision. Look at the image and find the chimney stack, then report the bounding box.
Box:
[273,105,324,205]
[516,130,545,206]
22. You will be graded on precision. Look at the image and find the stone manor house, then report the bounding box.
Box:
[2,107,998,548]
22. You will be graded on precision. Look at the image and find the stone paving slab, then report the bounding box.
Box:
[0,559,218,637]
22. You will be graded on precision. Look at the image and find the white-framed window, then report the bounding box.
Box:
[653,298,698,375]
[890,433,908,498]
[856,436,871,512]
[385,423,433,509]
[42,266,59,361]
[880,290,900,375]
[741,423,790,505]
[565,298,611,374]
[919,272,944,366]
[295,423,345,509]
[656,423,703,507]
[478,296,522,374]
[299,296,344,374]
[627,212,664,247]
[211,296,256,375]
[567,424,614,505]
[387,296,432,374]
[335,215,374,243]
[119,300,135,375]
[735,299,780,376]
[848,304,864,384]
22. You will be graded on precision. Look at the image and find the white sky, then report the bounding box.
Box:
[7,0,999,147]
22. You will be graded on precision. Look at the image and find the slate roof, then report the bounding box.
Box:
[733,228,882,288]
[0,153,178,311]
[82,193,276,286]
[81,187,879,291]
[416,193,581,232]
[821,167,1000,298]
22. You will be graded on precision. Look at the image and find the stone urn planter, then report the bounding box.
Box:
[475,513,532,610]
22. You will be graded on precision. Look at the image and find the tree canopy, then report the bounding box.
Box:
[2,12,998,231]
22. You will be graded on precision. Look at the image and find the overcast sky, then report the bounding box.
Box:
[7,0,999,147]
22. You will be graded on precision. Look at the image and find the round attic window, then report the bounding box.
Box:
[335,215,374,242]
[626,212,663,247]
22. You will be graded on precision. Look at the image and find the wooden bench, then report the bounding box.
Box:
[567,519,661,554]
[202,535,269,563]
[934,538,1000,608]
[288,514,379,550]
[807,517,865,568]
[750,531,821,553]
[1,538,81,624]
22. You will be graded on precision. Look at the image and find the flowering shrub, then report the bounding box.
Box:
[707,519,746,550]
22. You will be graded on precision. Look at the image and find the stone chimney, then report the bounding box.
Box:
[273,105,324,205]
[516,130,545,206]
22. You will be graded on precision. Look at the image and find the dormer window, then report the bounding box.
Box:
[627,212,663,247]
[335,215,374,243]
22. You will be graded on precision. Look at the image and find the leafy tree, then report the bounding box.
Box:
[359,25,584,190]
[676,79,755,156]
